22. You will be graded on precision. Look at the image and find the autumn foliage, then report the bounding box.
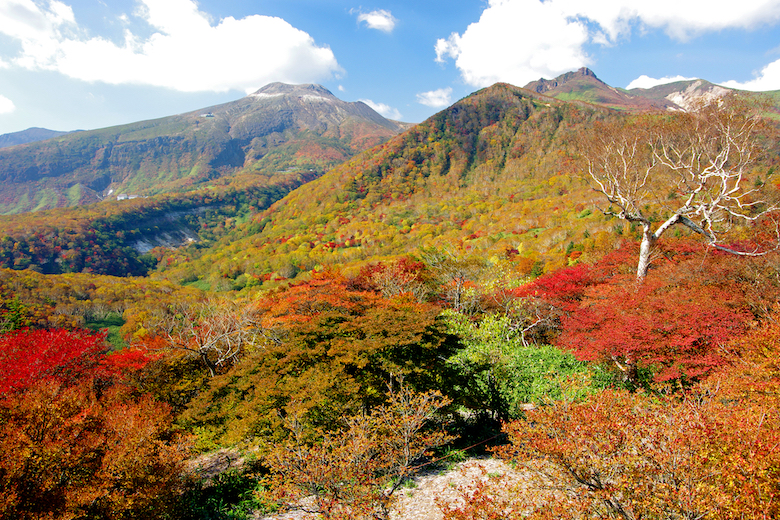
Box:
[181,272,456,447]
[558,277,750,383]
[495,368,779,519]
[438,304,780,520]
[0,381,189,520]
[512,241,755,385]
[0,328,108,394]
[1,82,780,520]
[0,328,189,520]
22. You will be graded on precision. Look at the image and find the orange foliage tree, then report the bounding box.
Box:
[0,328,190,520]
[181,272,457,447]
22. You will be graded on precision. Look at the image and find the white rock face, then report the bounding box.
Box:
[300,94,332,103]
[665,81,731,111]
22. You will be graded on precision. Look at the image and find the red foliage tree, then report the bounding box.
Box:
[0,328,107,394]
[490,342,780,520]
[558,278,750,383]
[511,240,755,385]
[0,328,187,519]
[514,263,595,309]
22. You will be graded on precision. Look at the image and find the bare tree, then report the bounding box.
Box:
[368,260,432,303]
[583,94,778,281]
[265,385,452,520]
[420,247,487,315]
[143,297,263,377]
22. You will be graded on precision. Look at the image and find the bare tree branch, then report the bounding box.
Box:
[143,297,263,376]
[581,94,779,281]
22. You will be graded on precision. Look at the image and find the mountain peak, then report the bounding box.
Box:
[249,83,337,101]
[0,127,70,149]
[523,67,600,95]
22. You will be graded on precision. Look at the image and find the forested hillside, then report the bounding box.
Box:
[156,83,618,289]
[0,76,779,519]
[0,168,315,276]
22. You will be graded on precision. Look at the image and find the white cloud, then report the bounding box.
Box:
[0,0,342,93]
[355,9,397,33]
[626,74,697,89]
[416,87,452,108]
[0,0,75,41]
[0,94,15,114]
[437,0,780,88]
[720,58,780,90]
[359,98,402,120]
[435,0,590,88]
[550,0,780,42]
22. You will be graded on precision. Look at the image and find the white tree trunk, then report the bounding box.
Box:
[636,222,658,281]
[637,237,653,281]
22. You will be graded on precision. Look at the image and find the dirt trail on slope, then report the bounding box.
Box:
[256,457,539,520]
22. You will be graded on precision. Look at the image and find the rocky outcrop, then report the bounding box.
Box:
[524,67,600,94]
[664,80,731,111]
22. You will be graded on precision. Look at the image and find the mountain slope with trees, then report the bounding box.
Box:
[150,83,647,288]
[0,83,407,214]
[1,71,780,519]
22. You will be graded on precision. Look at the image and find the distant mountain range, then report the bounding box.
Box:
[0,69,776,216]
[1,70,778,283]
[0,127,71,149]
[0,83,408,214]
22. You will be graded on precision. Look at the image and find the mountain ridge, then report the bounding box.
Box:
[2,70,775,216]
[522,67,774,112]
[523,67,682,111]
[0,127,72,149]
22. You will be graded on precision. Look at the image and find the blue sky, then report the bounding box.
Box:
[1,0,780,134]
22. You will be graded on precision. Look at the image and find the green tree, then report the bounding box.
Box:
[444,311,591,420]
